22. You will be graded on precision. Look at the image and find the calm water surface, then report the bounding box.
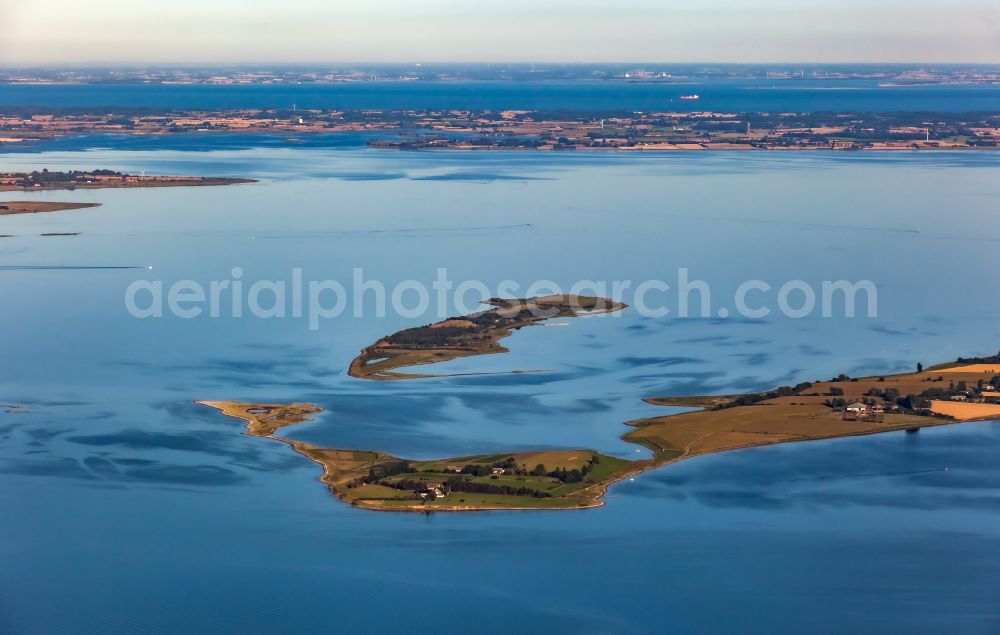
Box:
[4,79,1000,112]
[1,147,999,633]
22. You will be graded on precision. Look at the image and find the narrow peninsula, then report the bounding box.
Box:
[0,169,254,191]
[0,201,101,215]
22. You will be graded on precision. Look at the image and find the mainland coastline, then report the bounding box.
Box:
[3,108,1000,152]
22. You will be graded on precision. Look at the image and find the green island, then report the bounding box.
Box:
[199,297,1000,512]
[348,294,628,379]
[198,400,635,511]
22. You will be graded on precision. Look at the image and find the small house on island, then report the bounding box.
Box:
[842,402,885,423]
[417,485,446,499]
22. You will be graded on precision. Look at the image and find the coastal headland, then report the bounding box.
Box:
[0,170,253,235]
[0,170,255,191]
[0,201,101,215]
[199,295,1000,512]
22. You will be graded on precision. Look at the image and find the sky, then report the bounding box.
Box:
[2,0,1000,65]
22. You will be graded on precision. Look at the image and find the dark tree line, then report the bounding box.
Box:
[715,382,813,410]
[956,351,1000,364]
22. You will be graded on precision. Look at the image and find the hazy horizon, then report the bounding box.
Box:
[3,62,1000,69]
[2,0,1000,65]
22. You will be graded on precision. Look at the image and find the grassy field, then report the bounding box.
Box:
[933,364,1000,374]
[929,400,1000,420]
[626,404,932,459]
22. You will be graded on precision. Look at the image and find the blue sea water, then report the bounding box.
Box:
[4,79,1000,112]
[1,138,1000,633]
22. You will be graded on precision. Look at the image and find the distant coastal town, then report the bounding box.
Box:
[3,106,1000,151]
[2,64,999,85]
